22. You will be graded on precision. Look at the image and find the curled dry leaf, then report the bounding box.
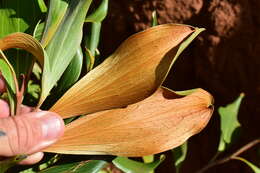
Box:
[45,87,213,156]
[0,32,45,66]
[50,24,196,118]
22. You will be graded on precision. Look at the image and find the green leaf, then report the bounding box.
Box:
[45,47,83,107]
[112,156,165,173]
[161,27,205,84]
[41,0,69,47]
[39,160,107,173]
[39,0,93,106]
[218,93,245,152]
[85,0,108,23]
[84,0,108,69]
[24,80,41,106]
[34,22,46,41]
[84,47,95,72]
[0,155,27,173]
[0,0,42,37]
[233,157,260,173]
[142,155,154,164]
[85,22,102,56]
[142,155,155,173]
[173,142,188,173]
[0,0,42,81]
[151,11,158,27]
[55,47,83,95]
[0,50,17,115]
[37,0,48,13]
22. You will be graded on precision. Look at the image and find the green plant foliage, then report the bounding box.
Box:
[0,0,41,38]
[85,0,108,23]
[233,157,260,173]
[173,142,188,173]
[49,47,83,104]
[38,160,107,173]
[34,22,45,41]
[151,11,158,27]
[39,0,93,106]
[84,0,108,69]
[0,0,42,80]
[84,48,95,72]
[160,27,205,84]
[142,155,155,173]
[37,0,48,13]
[0,155,27,173]
[112,156,165,173]
[218,93,245,152]
[25,80,41,106]
[0,51,17,115]
[142,155,154,164]
[55,47,83,94]
[40,0,69,47]
[85,22,101,57]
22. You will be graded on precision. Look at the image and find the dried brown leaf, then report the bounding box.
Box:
[51,24,195,118]
[45,87,213,156]
[0,32,44,66]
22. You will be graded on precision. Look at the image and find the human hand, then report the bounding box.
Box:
[0,76,64,164]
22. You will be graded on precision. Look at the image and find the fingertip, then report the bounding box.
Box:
[0,100,10,118]
[38,111,65,142]
[19,152,44,165]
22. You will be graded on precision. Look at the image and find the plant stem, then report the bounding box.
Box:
[195,139,260,173]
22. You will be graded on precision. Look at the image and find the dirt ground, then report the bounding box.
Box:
[99,0,260,172]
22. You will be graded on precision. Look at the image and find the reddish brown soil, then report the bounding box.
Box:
[100,0,260,172]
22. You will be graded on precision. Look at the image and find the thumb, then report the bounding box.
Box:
[0,111,64,157]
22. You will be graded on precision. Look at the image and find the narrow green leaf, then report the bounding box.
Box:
[24,80,41,106]
[85,0,108,23]
[173,142,188,173]
[161,27,205,84]
[142,155,155,173]
[175,88,199,96]
[37,0,48,13]
[41,0,69,47]
[218,93,245,152]
[0,51,17,115]
[39,0,93,106]
[233,157,260,173]
[143,155,154,164]
[34,22,46,41]
[85,22,102,56]
[45,47,83,107]
[151,11,158,27]
[84,0,108,69]
[55,47,83,95]
[84,47,95,72]
[113,156,165,173]
[0,155,27,173]
[39,160,107,173]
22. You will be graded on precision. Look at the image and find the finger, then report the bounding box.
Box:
[0,100,10,118]
[19,152,44,165]
[0,111,64,157]
[0,75,6,93]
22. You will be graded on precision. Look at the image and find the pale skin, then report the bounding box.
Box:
[0,77,65,164]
